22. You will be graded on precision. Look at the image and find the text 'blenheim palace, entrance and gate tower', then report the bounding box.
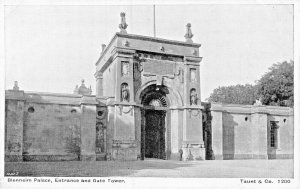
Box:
[5,13,294,162]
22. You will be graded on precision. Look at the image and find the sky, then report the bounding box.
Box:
[4,4,294,101]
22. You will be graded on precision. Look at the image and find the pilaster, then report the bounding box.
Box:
[250,106,268,159]
[5,90,25,162]
[94,71,103,97]
[211,110,223,160]
[80,96,97,161]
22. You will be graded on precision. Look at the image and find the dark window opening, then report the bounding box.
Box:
[28,107,35,113]
[270,121,278,148]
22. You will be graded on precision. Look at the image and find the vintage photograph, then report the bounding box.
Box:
[1,1,298,188]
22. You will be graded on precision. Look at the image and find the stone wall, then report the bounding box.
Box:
[5,88,294,162]
[209,103,294,160]
[5,90,99,161]
[23,103,81,161]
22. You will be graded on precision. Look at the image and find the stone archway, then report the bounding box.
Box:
[139,84,171,160]
[135,80,183,107]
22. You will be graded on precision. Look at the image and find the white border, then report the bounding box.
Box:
[0,0,299,189]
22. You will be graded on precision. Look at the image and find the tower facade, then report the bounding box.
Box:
[95,27,205,160]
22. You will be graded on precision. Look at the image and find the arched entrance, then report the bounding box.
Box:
[140,84,170,160]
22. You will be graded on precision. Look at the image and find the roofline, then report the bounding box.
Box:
[95,32,201,66]
[7,90,95,98]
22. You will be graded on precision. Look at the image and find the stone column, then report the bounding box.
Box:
[80,96,98,161]
[5,90,25,162]
[95,71,103,97]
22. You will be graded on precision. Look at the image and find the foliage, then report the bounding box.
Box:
[207,60,294,107]
[256,60,294,107]
[207,84,257,105]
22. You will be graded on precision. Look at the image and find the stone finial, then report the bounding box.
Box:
[74,79,92,95]
[13,81,19,91]
[119,12,128,33]
[184,23,193,43]
[101,44,106,53]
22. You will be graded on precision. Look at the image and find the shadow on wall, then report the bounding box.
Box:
[202,104,214,160]
[223,113,238,160]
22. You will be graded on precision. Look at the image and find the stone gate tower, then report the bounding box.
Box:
[95,13,205,160]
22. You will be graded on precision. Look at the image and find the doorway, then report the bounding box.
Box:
[141,109,166,160]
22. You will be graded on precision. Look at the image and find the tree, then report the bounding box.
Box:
[207,84,257,105]
[256,60,294,107]
[207,60,294,107]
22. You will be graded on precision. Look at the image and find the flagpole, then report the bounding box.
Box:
[153,4,156,37]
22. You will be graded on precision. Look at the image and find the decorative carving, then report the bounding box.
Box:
[121,83,129,102]
[96,122,105,153]
[192,49,198,56]
[133,54,145,72]
[184,23,193,43]
[119,12,128,33]
[190,88,197,105]
[122,40,129,47]
[123,106,133,115]
[94,71,103,79]
[190,68,197,82]
[137,52,183,62]
[121,61,129,76]
[119,105,133,116]
[138,61,143,72]
[96,106,107,154]
[188,109,201,118]
[175,67,184,83]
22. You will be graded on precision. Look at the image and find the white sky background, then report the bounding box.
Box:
[4,4,293,100]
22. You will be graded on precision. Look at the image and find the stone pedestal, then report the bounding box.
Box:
[182,107,205,160]
[182,144,205,161]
